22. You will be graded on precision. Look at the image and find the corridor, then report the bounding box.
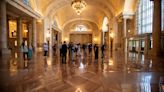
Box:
[0,0,164,92]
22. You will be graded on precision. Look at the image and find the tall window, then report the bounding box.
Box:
[137,0,154,34]
[22,0,30,6]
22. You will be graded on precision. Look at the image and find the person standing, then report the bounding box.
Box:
[21,42,28,60]
[43,43,49,57]
[52,43,56,56]
[94,44,99,60]
[62,41,67,64]
[68,42,73,58]
[101,44,105,58]
[28,45,33,60]
[82,44,86,56]
[88,44,92,55]
[71,43,75,61]
[77,43,81,56]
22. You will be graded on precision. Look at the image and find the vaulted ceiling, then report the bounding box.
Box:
[33,0,137,30]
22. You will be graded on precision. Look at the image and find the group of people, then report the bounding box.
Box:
[20,41,105,63]
[21,41,33,60]
[56,41,106,64]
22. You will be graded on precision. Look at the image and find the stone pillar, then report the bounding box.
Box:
[28,24,32,46]
[32,18,37,51]
[17,18,22,48]
[144,34,150,56]
[152,0,161,56]
[123,18,128,53]
[106,31,109,50]
[0,0,10,55]
[138,40,141,54]
[102,31,105,45]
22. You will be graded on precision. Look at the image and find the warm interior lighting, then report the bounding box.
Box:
[71,0,87,15]
[102,17,109,32]
[25,40,28,46]
[37,19,42,23]
[110,32,114,38]
[22,24,28,38]
[75,25,88,31]
[108,59,113,66]
[9,20,17,38]
[24,30,28,32]
[15,52,18,58]
[93,38,97,41]
[14,40,17,46]
[128,29,131,33]
[46,31,51,38]
[75,88,82,92]
[64,38,68,41]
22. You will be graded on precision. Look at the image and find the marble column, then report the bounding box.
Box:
[138,40,141,53]
[32,18,37,51]
[28,24,32,46]
[17,18,22,48]
[144,34,150,56]
[0,0,11,55]
[152,0,161,56]
[102,31,105,45]
[123,18,128,53]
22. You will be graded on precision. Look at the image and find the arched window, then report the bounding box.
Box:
[137,0,154,34]
[75,25,88,32]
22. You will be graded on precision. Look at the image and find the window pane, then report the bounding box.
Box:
[162,0,164,31]
[137,0,154,34]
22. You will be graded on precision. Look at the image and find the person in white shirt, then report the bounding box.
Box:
[43,43,49,57]
[21,42,28,60]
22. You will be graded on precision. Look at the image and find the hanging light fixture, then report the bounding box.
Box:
[71,0,87,15]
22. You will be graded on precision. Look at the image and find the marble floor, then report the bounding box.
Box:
[0,50,164,92]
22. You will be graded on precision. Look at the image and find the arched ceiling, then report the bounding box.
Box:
[63,20,99,33]
[53,5,105,29]
[35,0,128,30]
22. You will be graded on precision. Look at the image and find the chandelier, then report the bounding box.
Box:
[71,0,87,15]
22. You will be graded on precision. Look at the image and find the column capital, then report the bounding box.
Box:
[122,12,134,19]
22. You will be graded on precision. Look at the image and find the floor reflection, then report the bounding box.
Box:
[0,50,164,92]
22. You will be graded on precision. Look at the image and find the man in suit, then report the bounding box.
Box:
[62,41,67,64]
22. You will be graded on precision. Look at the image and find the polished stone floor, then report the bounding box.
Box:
[0,50,164,92]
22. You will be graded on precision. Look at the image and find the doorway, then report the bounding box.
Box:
[70,34,92,44]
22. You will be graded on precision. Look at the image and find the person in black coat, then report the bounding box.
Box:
[88,44,92,55]
[94,44,99,60]
[62,41,67,64]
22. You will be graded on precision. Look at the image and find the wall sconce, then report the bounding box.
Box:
[110,32,114,38]
[15,52,18,59]
[93,38,97,42]
[108,59,113,66]
[64,38,68,41]
[37,19,42,23]
[14,40,17,46]
[75,88,82,92]
[46,32,51,38]
[24,30,28,32]
[128,29,131,33]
